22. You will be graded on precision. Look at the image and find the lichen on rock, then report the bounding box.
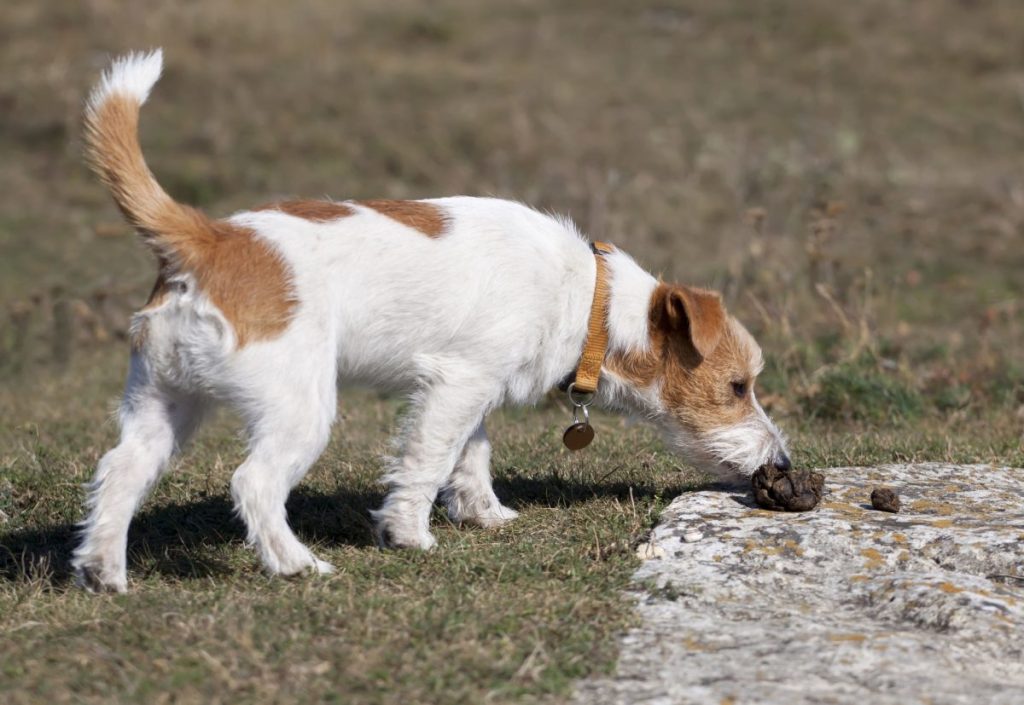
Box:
[574,464,1024,705]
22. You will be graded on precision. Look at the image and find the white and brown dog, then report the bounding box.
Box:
[72,51,789,592]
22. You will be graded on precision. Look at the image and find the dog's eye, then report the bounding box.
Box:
[731,381,747,398]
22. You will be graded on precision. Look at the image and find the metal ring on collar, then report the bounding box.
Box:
[573,404,590,425]
[567,383,595,408]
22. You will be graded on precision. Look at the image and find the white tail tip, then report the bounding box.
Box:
[89,49,164,110]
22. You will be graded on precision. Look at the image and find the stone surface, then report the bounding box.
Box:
[574,464,1024,705]
[635,541,667,560]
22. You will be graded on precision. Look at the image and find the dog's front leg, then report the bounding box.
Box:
[441,421,518,528]
[372,375,497,549]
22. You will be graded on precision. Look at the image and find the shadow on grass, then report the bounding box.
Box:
[0,473,694,587]
[0,486,384,586]
[494,475,683,509]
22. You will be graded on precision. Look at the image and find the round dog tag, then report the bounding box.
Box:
[563,422,595,451]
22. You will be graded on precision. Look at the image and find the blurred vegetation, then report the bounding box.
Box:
[2,0,1022,426]
[802,355,924,423]
[1,1,1022,703]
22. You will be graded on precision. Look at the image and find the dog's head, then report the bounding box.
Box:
[607,283,789,477]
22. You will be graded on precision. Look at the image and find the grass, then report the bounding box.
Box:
[2,0,1023,703]
[1,352,692,704]
[801,355,925,423]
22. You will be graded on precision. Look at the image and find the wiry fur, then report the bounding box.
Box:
[672,396,787,478]
[72,51,789,592]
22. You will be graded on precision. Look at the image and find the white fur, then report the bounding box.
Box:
[688,392,787,478]
[88,49,163,110]
[604,249,657,355]
[72,53,789,591]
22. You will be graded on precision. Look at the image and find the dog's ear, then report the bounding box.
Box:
[651,284,726,360]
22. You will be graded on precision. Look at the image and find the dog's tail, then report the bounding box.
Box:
[84,49,214,267]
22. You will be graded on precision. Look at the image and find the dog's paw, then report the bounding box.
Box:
[73,563,128,594]
[311,557,335,575]
[374,521,437,551]
[272,549,336,578]
[464,503,519,529]
[446,493,520,529]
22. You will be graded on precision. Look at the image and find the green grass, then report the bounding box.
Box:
[3,0,1024,702]
[802,356,924,423]
[2,356,1020,704]
[0,352,694,704]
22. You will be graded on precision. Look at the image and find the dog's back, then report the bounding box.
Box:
[226,197,592,397]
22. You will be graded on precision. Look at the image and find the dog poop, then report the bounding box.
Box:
[870,487,901,513]
[751,465,824,512]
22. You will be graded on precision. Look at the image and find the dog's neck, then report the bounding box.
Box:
[594,248,660,413]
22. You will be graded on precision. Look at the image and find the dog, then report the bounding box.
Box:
[71,50,789,592]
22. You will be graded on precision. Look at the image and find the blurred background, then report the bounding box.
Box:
[1,0,1022,446]
[1,3,1022,701]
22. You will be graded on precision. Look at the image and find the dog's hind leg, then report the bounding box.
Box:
[72,354,206,593]
[372,375,499,549]
[229,368,336,577]
[441,421,518,528]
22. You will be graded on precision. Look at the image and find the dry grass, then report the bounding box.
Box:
[2,0,1023,703]
[1,349,692,704]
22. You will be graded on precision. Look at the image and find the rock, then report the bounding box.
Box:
[635,541,666,560]
[751,465,824,511]
[573,464,1024,705]
[871,486,901,513]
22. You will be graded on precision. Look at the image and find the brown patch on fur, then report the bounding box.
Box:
[105,199,297,348]
[605,283,759,434]
[253,199,355,222]
[660,320,760,434]
[357,199,449,237]
[650,283,726,360]
[125,220,296,348]
[180,219,296,347]
[85,93,297,348]
[251,199,448,237]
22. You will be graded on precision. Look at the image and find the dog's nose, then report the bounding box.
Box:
[773,453,792,472]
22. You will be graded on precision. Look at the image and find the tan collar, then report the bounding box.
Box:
[571,241,614,396]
